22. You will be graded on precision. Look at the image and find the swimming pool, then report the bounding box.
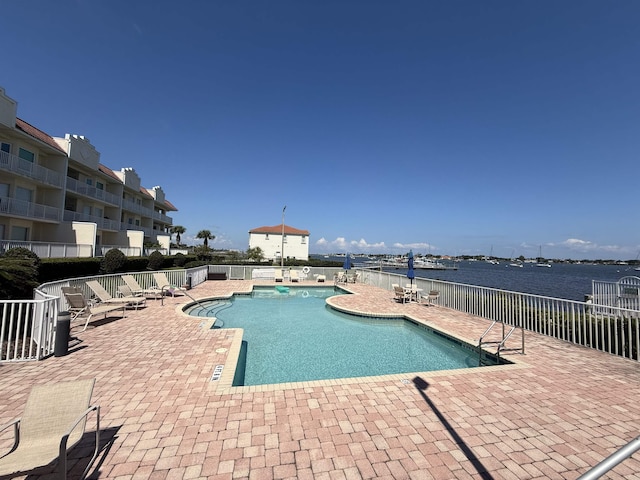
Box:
[187,286,507,386]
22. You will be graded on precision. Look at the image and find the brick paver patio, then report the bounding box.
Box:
[1,280,638,479]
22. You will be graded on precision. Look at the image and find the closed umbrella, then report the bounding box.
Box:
[407,250,415,287]
[343,253,352,271]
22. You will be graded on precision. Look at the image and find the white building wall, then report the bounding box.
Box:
[249,232,309,261]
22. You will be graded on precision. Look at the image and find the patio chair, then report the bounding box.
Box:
[425,290,440,306]
[0,378,100,480]
[274,269,284,282]
[63,293,125,332]
[86,280,146,309]
[152,272,187,297]
[394,285,411,304]
[346,272,358,283]
[290,270,300,282]
[121,274,163,299]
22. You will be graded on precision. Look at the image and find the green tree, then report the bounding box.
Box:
[246,247,264,262]
[196,229,215,248]
[170,225,186,246]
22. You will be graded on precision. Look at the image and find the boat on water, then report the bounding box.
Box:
[509,262,524,268]
[413,258,458,270]
[536,246,552,267]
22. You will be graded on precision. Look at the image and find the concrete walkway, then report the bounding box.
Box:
[0,280,638,479]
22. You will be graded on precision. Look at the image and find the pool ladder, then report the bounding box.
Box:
[477,320,525,366]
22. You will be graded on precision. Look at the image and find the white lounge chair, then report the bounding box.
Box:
[425,290,440,306]
[0,378,100,480]
[274,269,284,282]
[86,280,146,310]
[152,272,187,297]
[122,274,163,299]
[64,292,126,331]
[290,270,300,282]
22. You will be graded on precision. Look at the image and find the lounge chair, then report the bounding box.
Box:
[64,293,125,332]
[118,285,150,304]
[86,280,146,309]
[316,275,326,282]
[274,269,284,282]
[0,378,100,480]
[334,272,346,284]
[121,274,163,299]
[394,285,411,304]
[346,272,358,283]
[290,270,300,282]
[152,272,187,297]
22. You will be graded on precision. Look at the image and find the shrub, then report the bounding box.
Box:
[185,260,208,268]
[100,249,127,274]
[173,253,186,267]
[147,251,165,271]
[3,247,41,269]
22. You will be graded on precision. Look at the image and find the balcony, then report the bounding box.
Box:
[0,196,60,222]
[153,210,172,224]
[122,199,156,219]
[63,210,121,231]
[0,150,63,188]
[65,176,121,206]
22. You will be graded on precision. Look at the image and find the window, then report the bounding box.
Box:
[283,235,287,243]
[135,219,140,226]
[15,186,32,202]
[265,234,269,240]
[301,236,307,244]
[96,181,104,190]
[11,226,29,241]
[83,205,92,216]
[18,148,35,163]
[86,178,93,186]
[1,142,10,154]
[128,218,133,225]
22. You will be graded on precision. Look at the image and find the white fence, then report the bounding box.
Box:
[0,293,58,362]
[358,268,640,362]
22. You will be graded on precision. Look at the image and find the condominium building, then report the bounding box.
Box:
[248,224,310,261]
[0,87,176,257]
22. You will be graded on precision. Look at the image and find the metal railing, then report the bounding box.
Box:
[0,196,60,222]
[358,268,640,362]
[65,176,121,205]
[578,435,640,479]
[0,293,58,362]
[0,150,64,188]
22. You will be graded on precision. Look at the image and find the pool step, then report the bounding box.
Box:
[189,300,233,317]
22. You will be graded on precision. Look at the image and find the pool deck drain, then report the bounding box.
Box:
[0,279,638,479]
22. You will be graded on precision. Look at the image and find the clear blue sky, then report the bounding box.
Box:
[3,1,639,260]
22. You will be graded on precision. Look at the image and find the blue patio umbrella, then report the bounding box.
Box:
[407,250,415,286]
[343,253,352,271]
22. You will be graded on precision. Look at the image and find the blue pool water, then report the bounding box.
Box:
[188,286,503,386]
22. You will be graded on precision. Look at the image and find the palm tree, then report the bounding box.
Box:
[196,229,215,248]
[170,225,186,246]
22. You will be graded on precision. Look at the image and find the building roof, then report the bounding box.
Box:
[15,118,66,154]
[250,224,310,235]
[98,164,123,182]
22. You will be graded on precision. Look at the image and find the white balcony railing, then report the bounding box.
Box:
[65,176,121,206]
[0,240,93,258]
[0,196,60,222]
[0,150,64,188]
[63,210,121,230]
